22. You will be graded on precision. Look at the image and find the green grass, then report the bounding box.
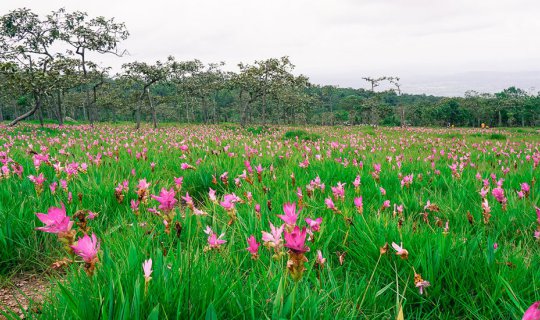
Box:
[0,124,538,319]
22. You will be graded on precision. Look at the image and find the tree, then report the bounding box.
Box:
[123,56,177,129]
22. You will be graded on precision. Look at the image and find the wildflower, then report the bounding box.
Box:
[521,183,530,197]
[206,230,226,251]
[142,259,153,283]
[414,273,431,295]
[380,187,386,196]
[331,182,346,200]
[246,235,260,259]
[391,242,409,259]
[492,187,506,209]
[325,198,338,212]
[305,217,322,232]
[180,163,195,170]
[315,250,326,268]
[278,203,298,229]
[29,173,46,195]
[209,188,217,203]
[284,226,309,282]
[131,199,140,215]
[182,192,194,209]
[136,179,151,203]
[522,301,540,320]
[35,203,73,234]
[353,175,361,189]
[174,177,184,192]
[71,233,100,275]
[262,222,284,249]
[152,188,177,213]
[354,197,363,214]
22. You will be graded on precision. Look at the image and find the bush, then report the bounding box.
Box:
[283,129,320,141]
[489,133,506,140]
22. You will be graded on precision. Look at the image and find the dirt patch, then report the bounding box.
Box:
[0,274,49,319]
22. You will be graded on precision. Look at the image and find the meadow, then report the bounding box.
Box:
[0,123,539,319]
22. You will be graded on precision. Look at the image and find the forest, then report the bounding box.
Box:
[1,8,539,128]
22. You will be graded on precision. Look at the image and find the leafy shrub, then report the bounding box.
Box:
[283,130,320,141]
[489,133,506,140]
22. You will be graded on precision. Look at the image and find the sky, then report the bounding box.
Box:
[1,0,540,96]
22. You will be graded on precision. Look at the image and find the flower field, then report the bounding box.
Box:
[0,124,539,319]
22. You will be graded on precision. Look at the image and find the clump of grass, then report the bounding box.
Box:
[283,129,320,141]
[489,133,506,140]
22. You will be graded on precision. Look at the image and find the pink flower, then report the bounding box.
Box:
[174,176,184,189]
[382,200,391,208]
[255,203,261,213]
[316,250,326,266]
[246,235,260,257]
[131,199,140,211]
[492,187,506,205]
[35,203,73,234]
[284,226,310,253]
[209,188,217,203]
[379,187,386,195]
[142,258,152,282]
[278,203,298,226]
[391,242,409,259]
[353,175,361,188]
[151,188,177,212]
[416,279,431,295]
[207,232,226,249]
[220,193,239,211]
[305,217,322,232]
[182,192,194,208]
[71,233,100,263]
[523,301,540,320]
[261,222,284,248]
[535,207,540,225]
[325,198,336,210]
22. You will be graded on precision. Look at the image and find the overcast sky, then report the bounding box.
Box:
[2,0,540,96]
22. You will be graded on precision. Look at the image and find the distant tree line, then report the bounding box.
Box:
[1,8,539,128]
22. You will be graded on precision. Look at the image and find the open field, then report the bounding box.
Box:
[0,124,539,319]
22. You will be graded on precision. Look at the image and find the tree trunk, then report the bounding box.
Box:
[57,90,64,126]
[498,109,502,127]
[10,96,41,127]
[148,89,157,129]
[0,104,3,122]
[135,103,142,130]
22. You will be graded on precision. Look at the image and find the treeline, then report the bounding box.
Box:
[1,8,539,128]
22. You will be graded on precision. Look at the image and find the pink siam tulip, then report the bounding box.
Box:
[325,197,339,213]
[353,175,361,190]
[521,183,530,198]
[136,179,151,203]
[29,173,46,195]
[152,188,177,213]
[209,188,218,203]
[391,242,409,259]
[180,163,195,170]
[35,203,73,235]
[143,259,153,283]
[522,301,540,320]
[131,200,140,215]
[174,177,184,192]
[492,187,507,210]
[284,226,310,282]
[152,188,177,234]
[414,273,431,295]
[401,174,414,188]
[315,250,326,268]
[278,203,299,229]
[182,192,194,209]
[354,197,363,214]
[331,182,346,200]
[379,187,386,196]
[246,235,260,259]
[71,233,100,275]
[262,222,284,251]
[305,217,322,232]
[205,228,226,251]
[221,193,240,224]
